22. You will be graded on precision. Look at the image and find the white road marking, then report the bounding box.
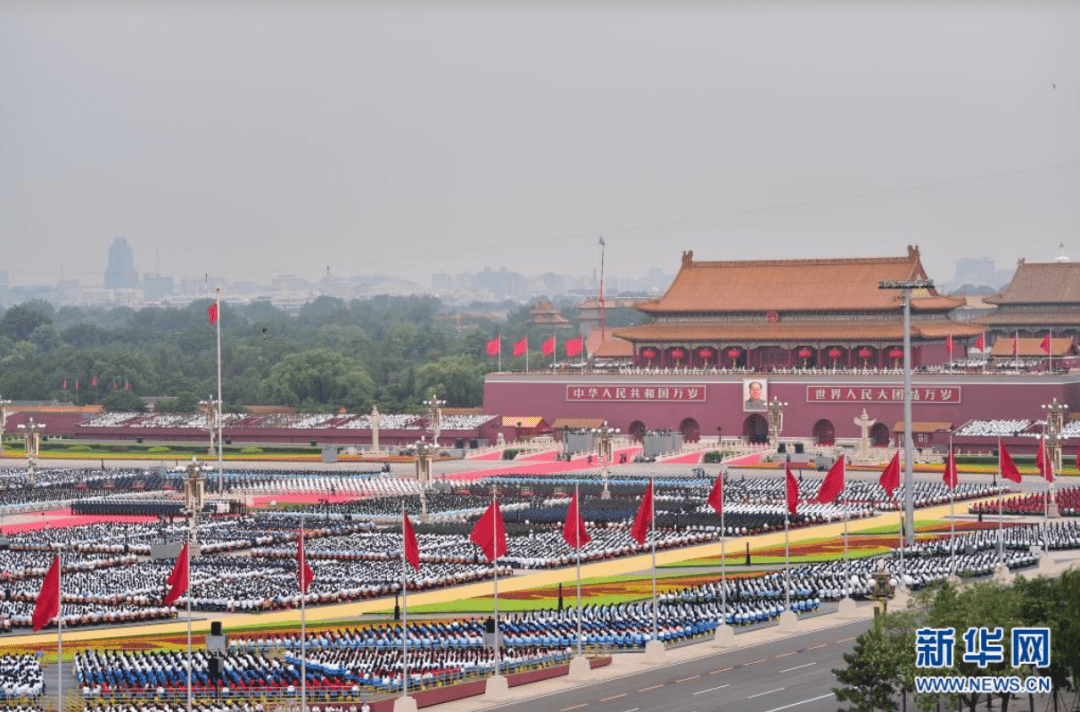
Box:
[693,684,730,696]
[779,662,818,673]
[763,692,836,712]
[748,687,785,699]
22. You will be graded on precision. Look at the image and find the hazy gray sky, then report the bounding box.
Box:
[2,1,1078,289]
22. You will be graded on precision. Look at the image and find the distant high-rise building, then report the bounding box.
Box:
[143,274,174,301]
[104,238,140,289]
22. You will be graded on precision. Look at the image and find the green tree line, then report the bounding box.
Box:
[0,295,642,413]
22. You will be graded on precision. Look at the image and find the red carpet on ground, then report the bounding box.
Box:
[1,513,159,535]
[662,451,704,465]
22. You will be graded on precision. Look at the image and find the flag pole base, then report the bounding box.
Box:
[393,695,419,712]
[710,624,736,648]
[778,610,799,632]
[993,565,1013,584]
[1048,503,1060,518]
[485,674,509,699]
[568,655,592,681]
[837,597,860,618]
[642,639,666,664]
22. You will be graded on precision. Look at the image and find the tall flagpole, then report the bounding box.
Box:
[998,438,1004,565]
[525,340,529,374]
[949,438,956,574]
[552,332,558,371]
[897,450,904,581]
[599,236,606,343]
[1048,331,1053,373]
[784,506,790,614]
[215,288,224,497]
[492,487,501,679]
[575,483,583,657]
[301,516,307,712]
[497,333,502,373]
[57,550,63,712]
[843,494,850,588]
[650,477,657,644]
[721,489,727,629]
[186,534,192,712]
[402,503,410,702]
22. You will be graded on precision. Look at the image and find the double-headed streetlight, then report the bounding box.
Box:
[879,278,935,546]
[591,421,620,499]
[174,456,213,547]
[1042,398,1068,518]
[766,396,788,450]
[424,394,447,446]
[17,417,45,487]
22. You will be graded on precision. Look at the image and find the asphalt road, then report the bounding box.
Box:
[487,618,875,712]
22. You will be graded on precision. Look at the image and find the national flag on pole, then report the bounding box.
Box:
[74,380,80,392]
[561,490,591,548]
[1040,333,1052,354]
[999,439,1022,483]
[124,380,131,391]
[403,510,421,570]
[297,534,314,594]
[707,471,723,516]
[112,380,118,390]
[785,465,799,516]
[630,480,654,545]
[162,541,189,607]
[486,336,502,357]
[816,455,845,504]
[975,333,985,351]
[208,302,219,325]
[90,375,98,389]
[469,501,507,562]
[61,379,67,390]
[32,555,60,632]
[1036,435,1054,483]
[512,337,528,357]
[879,451,901,499]
[943,447,958,489]
[946,334,954,355]
[565,335,584,358]
[541,336,555,357]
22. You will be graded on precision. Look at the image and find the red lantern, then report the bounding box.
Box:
[888,347,903,360]
[697,347,713,359]
[641,348,657,360]
[828,347,843,359]
[858,348,873,360]
[726,348,741,359]
[670,348,686,360]
[798,348,813,359]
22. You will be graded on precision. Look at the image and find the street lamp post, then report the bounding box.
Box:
[0,397,11,456]
[198,397,224,496]
[17,417,45,487]
[1042,398,1068,518]
[414,439,434,521]
[766,397,788,450]
[879,278,934,547]
[423,394,447,446]
[176,457,211,548]
[592,422,620,499]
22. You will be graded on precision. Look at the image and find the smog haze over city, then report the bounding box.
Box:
[2,1,1079,299]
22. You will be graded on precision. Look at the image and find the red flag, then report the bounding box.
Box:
[162,541,189,607]
[403,510,421,570]
[75,380,80,392]
[943,447,958,489]
[61,379,67,390]
[512,337,528,357]
[946,334,954,354]
[485,336,501,357]
[565,335,584,358]
[297,533,314,594]
[124,380,131,391]
[90,374,98,389]
[707,471,723,516]
[541,336,555,357]
[816,455,845,504]
[1040,333,1052,354]
[999,439,1022,483]
[562,490,591,548]
[112,380,118,390]
[879,451,901,499]
[630,480,654,545]
[32,555,60,632]
[1036,435,1054,483]
[208,302,219,325]
[975,333,985,351]
[785,465,799,517]
[469,500,507,562]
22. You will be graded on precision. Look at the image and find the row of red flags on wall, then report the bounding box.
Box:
[61,378,130,391]
[946,332,1057,356]
[486,335,583,358]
